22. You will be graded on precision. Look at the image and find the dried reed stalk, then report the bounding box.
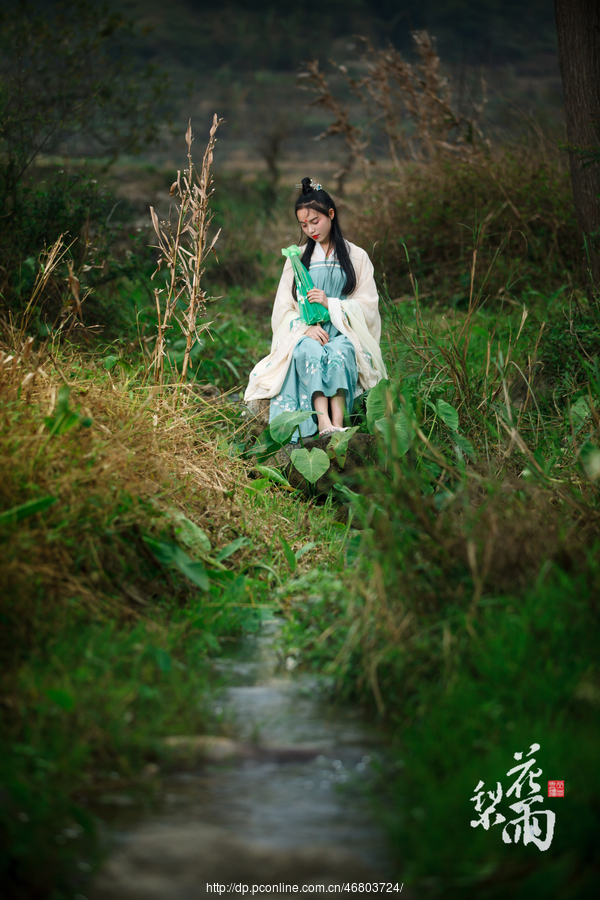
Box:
[298,60,371,179]
[299,31,488,173]
[150,114,223,384]
[18,236,74,336]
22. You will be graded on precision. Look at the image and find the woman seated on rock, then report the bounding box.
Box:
[244,177,387,440]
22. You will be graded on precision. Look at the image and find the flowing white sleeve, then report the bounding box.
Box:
[347,248,381,343]
[271,258,300,336]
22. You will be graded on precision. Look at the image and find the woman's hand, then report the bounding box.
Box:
[307,288,328,308]
[305,324,329,345]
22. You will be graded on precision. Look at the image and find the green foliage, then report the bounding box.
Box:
[44,386,92,436]
[0,496,57,527]
[326,426,359,468]
[290,447,331,484]
[0,608,251,898]
[143,536,211,591]
[359,150,579,303]
[0,345,346,896]
[269,410,314,443]
[0,0,168,328]
[0,0,167,203]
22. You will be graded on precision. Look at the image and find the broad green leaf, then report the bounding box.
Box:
[345,532,362,565]
[421,461,442,480]
[570,396,591,434]
[0,496,57,526]
[172,557,210,591]
[44,386,92,435]
[429,399,459,432]
[453,432,477,462]
[366,379,392,434]
[216,536,250,561]
[247,426,283,463]
[102,355,119,370]
[326,426,359,469]
[153,648,172,673]
[143,536,178,566]
[175,516,212,553]
[269,410,314,444]
[580,441,600,480]
[290,447,330,484]
[374,409,414,456]
[279,535,297,572]
[143,536,210,590]
[255,465,292,488]
[244,477,270,495]
[46,689,75,711]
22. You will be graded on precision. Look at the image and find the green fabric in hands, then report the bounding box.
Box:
[281,245,331,326]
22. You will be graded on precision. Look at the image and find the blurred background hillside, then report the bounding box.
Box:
[25,0,563,177]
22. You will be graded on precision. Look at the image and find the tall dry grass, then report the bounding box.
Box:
[150,115,223,384]
[298,31,578,301]
[299,30,487,182]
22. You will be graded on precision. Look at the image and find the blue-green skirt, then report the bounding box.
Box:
[270,321,358,441]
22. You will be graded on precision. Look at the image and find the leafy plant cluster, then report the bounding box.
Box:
[275,294,600,896]
[356,148,579,305]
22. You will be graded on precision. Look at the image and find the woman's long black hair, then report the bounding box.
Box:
[293,177,357,298]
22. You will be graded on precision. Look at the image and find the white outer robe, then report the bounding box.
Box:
[244,241,387,402]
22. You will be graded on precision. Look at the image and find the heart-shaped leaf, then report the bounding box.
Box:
[290,447,330,484]
[269,410,314,444]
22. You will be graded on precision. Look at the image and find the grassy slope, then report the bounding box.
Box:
[0,341,345,898]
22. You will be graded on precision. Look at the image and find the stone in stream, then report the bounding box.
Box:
[89,821,376,900]
[162,735,336,764]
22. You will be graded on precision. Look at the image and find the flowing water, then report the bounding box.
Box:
[90,618,395,900]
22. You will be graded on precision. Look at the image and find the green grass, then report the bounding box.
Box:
[0,339,345,898]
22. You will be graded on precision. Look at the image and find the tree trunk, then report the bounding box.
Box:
[554,0,600,294]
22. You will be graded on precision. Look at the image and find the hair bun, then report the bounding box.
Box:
[301,177,313,195]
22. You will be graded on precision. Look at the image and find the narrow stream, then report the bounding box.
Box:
[90,618,394,899]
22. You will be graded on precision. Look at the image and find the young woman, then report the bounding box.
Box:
[244,177,387,440]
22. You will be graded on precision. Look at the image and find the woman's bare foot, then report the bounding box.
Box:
[313,392,333,434]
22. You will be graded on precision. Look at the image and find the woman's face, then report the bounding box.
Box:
[297,206,334,245]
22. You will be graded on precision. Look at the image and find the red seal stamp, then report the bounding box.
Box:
[548,781,564,797]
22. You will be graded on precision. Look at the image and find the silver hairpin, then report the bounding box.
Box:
[295,179,323,191]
